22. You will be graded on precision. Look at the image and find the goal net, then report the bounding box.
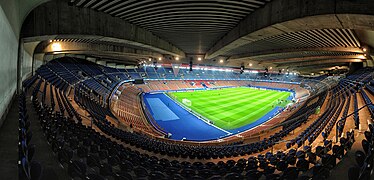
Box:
[182,98,192,106]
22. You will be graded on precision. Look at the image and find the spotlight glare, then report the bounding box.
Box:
[158,57,162,61]
[198,57,202,61]
[175,57,179,60]
[51,42,62,51]
[219,59,223,63]
[249,63,253,67]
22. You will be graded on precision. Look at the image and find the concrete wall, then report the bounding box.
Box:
[0,1,20,126]
[0,0,47,126]
[21,42,41,81]
[22,49,32,81]
[33,54,44,73]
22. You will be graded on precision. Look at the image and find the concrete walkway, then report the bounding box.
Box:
[0,97,69,180]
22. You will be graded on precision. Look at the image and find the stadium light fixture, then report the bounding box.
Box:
[219,59,223,63]
[249,63,253,67]
[175,56,179,60]
[269,66,272,70]
[158,57,162,61]
[198,57,202,61]
[51,42,62,51]
[148,58,152,61]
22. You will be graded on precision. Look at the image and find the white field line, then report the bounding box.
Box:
[164,93,232,135]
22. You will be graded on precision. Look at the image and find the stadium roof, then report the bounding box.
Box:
[21,0,374,74]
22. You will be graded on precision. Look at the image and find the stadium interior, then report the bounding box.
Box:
[1,0,374,180]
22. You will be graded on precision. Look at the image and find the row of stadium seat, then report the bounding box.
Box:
[361,89,374,118]
[114,85,163,135]
[354,92,360,129]
[24,78,360,180]
[18,85,42,180]
[349,124,374,180]
[322,84,347,140]
[336,84,352,138]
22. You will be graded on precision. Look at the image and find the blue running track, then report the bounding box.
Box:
[143,93,228,141]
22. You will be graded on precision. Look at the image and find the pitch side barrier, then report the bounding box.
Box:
[248,85,295,92]
[145,86,240,94]
[143,78,301,85]
[248,85,296,99]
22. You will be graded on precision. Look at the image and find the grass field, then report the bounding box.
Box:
[169,87,291,130]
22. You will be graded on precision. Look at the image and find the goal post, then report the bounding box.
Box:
[182,98,192,106]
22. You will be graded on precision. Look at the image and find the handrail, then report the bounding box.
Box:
[335,98,374,141]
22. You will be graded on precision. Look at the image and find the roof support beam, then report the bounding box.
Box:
[268,55,365,64]
[277,59,364,68]
[21,1,185,58]
[35,41,162,57]
[205,0,374,59]
[229,47,364,61]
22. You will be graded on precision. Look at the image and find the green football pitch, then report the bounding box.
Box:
[168,87,291,130]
